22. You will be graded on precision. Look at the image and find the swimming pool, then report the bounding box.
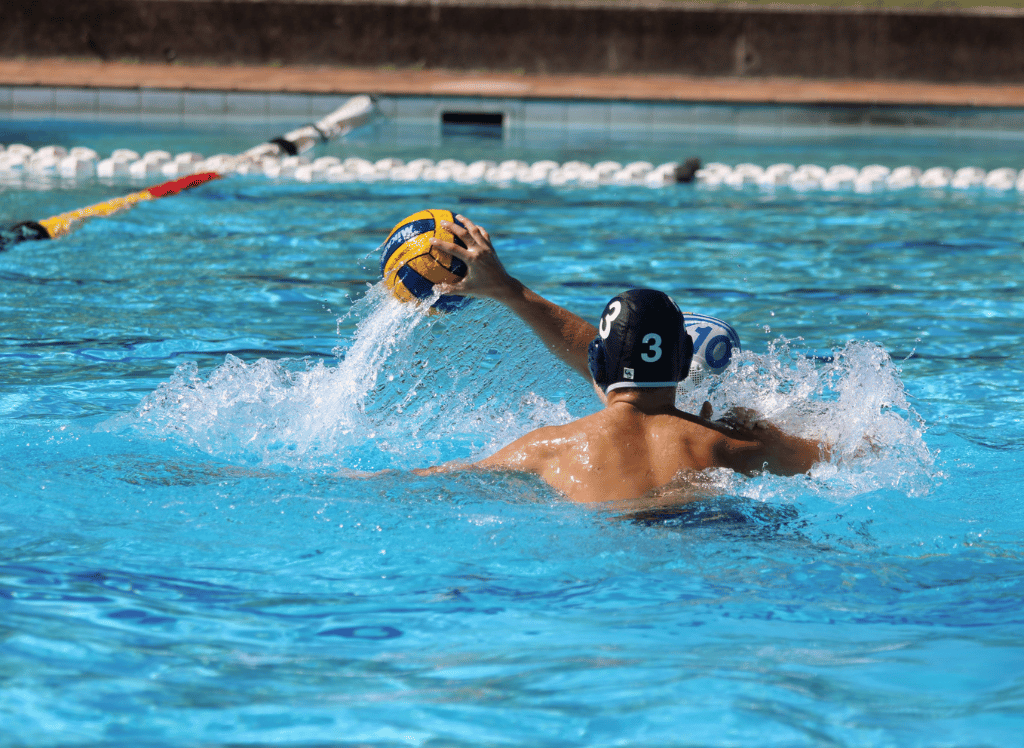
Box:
[2,103,1023,746]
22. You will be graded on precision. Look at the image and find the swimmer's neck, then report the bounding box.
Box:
[604,386,679,413]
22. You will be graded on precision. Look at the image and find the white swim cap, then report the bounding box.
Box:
[679,313,742,390]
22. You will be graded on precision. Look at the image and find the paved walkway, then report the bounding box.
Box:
[5,58,1024,107]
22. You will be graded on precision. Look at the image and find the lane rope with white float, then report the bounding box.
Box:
[0,94,375,251]
[3,148,1022,193]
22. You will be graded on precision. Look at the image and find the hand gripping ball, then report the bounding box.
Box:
[379,209,469,312]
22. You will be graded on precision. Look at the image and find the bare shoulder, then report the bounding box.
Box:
[412,422,582,479]
[475,422,580,473]
[708,415,827,476]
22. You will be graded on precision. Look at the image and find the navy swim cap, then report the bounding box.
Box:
[588,289,694,393]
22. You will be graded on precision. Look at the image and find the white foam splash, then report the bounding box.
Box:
[680,337,936,498]
[105,284,583,471]
[107,290,933,496]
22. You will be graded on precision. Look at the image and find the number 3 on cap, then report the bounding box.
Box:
[641,333,662,362]
[599,301,622,339]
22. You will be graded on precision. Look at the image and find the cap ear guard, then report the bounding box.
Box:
[588,336,609,390]
[677,325,694,382]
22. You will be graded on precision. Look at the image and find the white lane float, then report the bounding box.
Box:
[4,132,1024,196]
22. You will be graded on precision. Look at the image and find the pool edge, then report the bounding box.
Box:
[5,59,1024,108]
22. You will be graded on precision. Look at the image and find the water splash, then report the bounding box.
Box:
[107,291,933,496]
[680,337,936,498]
[105,284,587,471]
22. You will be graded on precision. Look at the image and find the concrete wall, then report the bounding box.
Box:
[6,0,1024,84]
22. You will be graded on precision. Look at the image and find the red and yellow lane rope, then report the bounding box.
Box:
[0,94,373,252]
[37,171,221,240]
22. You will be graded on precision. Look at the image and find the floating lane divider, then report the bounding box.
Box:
[693,162,1024,192]
[0,95,375,252]
[36,172,220,241]
[4,146,1024,244]
[3,150,1022,193]
[5,154,1021,192]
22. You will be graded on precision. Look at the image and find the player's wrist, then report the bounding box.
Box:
[488,274,526,305]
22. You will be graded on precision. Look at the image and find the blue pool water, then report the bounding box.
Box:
[2,109,1023,746]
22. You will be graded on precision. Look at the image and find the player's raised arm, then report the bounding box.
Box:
[431,215,596,380]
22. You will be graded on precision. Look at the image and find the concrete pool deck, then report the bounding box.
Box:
[5,58,1024,108]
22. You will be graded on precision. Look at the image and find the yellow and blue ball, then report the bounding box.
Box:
[379,209,469,312]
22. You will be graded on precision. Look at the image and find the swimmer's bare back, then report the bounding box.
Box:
[421,390,827,504]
